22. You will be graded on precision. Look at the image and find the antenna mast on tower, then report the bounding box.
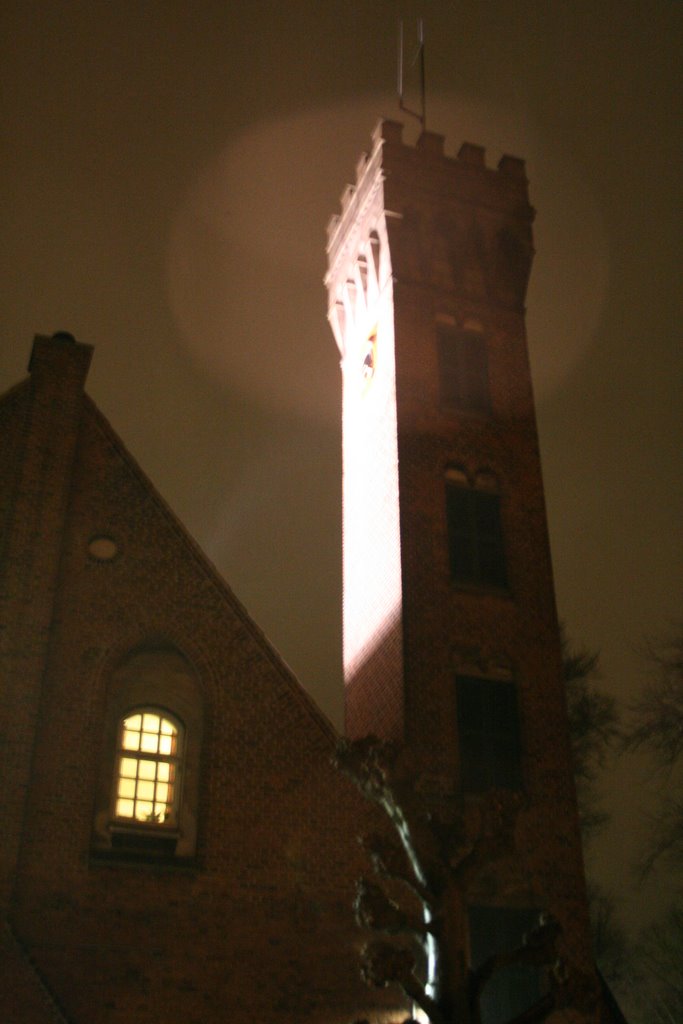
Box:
[398,19,426,129]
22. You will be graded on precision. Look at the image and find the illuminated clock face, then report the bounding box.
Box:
[362,327,378,389]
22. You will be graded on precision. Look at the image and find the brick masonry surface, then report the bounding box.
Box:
[326,120,606,1020]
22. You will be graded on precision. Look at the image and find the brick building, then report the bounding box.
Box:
[1,122,618,1023]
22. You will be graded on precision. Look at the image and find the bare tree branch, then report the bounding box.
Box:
[623,627,683,874]
[624,630,683,770]
[354,878,430,942]
[335,736,594,1024]
[360,833,432,906]
[560,626,617,845]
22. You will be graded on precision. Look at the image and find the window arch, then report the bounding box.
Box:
[92,645,203,861]
[445,467,507,589]
[114,708,183,825]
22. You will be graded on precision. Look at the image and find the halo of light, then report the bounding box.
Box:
[168,93,608,419]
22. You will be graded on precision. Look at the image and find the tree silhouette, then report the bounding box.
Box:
[336,736,597,1024]
[624,628,683,874]
[561,628,618,843]
[618,628,683,1022]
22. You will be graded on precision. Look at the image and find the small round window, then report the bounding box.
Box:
[88,535,118,561]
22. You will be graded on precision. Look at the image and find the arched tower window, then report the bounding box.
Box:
[445,468,507,589]
[114,709,183,825]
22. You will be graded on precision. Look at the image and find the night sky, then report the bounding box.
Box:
[1,1,680,941]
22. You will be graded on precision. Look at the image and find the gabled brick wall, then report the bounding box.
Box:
[0,335,404,1024]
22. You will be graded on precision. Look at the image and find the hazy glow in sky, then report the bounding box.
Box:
[1,2,679,954]
[168,93,608,419]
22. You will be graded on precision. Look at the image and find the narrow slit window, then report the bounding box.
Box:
[445,472,507,589]
[437,327,490,414]
[456,676,522,792]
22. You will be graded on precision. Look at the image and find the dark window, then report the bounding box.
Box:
[456,676,522,792]
[446,476,507,588]
[437,327,490,413]
[469,906,542,1024]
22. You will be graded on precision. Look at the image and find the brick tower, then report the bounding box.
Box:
[326,120,596,1015]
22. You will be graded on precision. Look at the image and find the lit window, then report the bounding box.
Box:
[446,470,507,589]
[114,710,181,825]
[456,676,522,792]
[91,647,202,862]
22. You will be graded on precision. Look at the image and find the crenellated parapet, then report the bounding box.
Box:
[326,119,536,354]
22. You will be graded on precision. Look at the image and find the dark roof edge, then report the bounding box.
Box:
[2,920,72,1023]
[0,376,30,406]
[597,968,630,1023]
[82,394,340,750]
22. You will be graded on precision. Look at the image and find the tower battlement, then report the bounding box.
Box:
[327,119,532,271]
[367,117,529,182]
[326,119,535,363]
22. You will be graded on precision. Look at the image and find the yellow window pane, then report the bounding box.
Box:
[135,802,154,821]
[153,803,168,821]
[155,783,169,803]
[119,757,138,778]
[160,719,176,735]
[116,798,135,818]
[118,778,136,798]
[137,759,156,781]
[122,730,140,751]
[143,713,160,733]
[157,762,170,782]
[124,714,142,731]
[137,781,155,800]
[158,735,174,756]
[140,732,159,753]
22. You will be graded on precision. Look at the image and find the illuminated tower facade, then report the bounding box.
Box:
[326,120,594,1003]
